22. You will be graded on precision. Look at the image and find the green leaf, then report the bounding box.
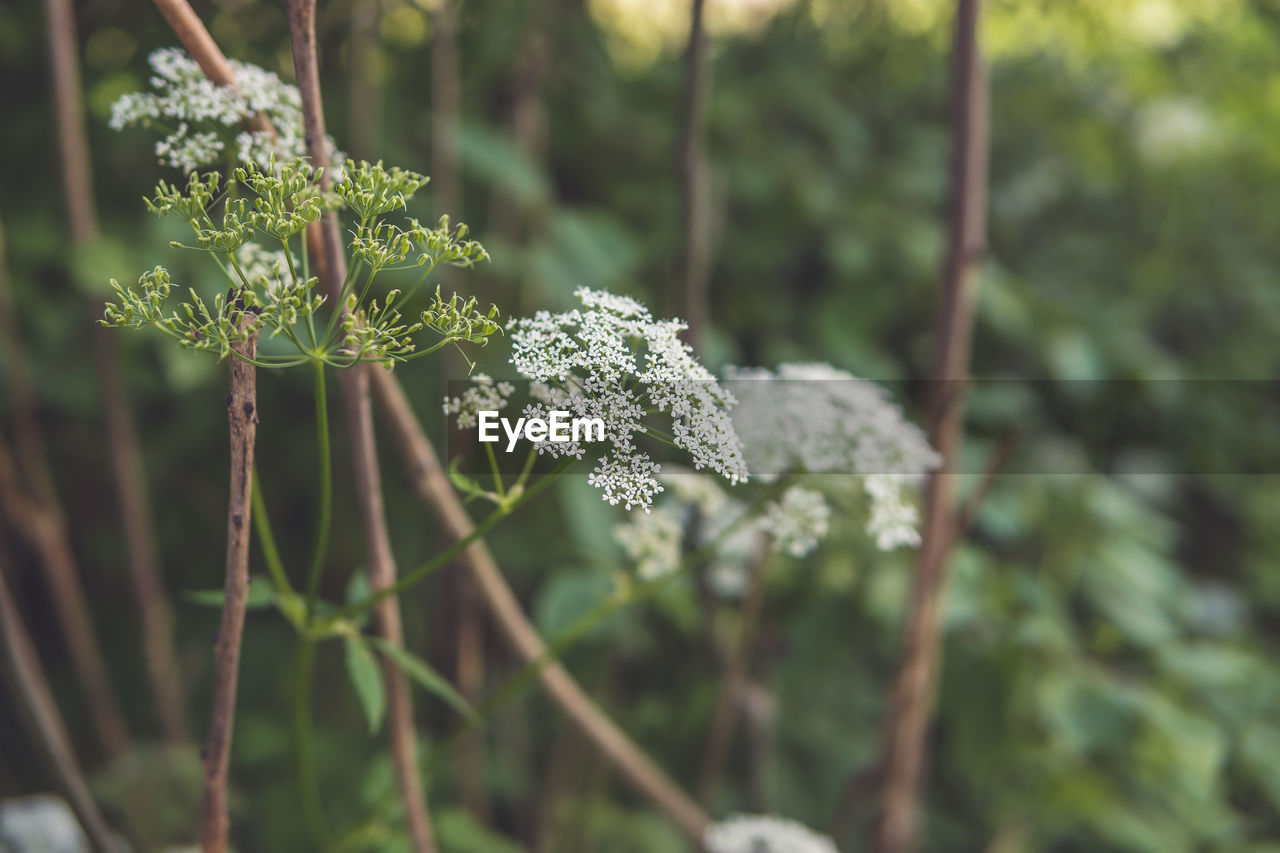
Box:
[369,637,481,727]
[344,634,386,735]
[184,575,275,609]
[448,456,488,502]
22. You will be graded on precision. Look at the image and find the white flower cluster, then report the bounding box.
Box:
[612,471,828,589]
[725,363,940,550]
[614,506,683,580]
[443,373,515,428]
[508,288,748,511]
[110,48,341,173]
[705,813,840,853]
[761,487,831,557]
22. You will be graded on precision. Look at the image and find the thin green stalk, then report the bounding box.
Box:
[251,477,295,598]
[305,359,332,613]
[331,458,574,623]
[293,638,326,842]
[484,441,506,498]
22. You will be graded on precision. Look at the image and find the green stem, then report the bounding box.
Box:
[485,441,506,498]
[293,638,326,842]
[306,360,333,614]
[331,459,574,623]
[251,476,295,598]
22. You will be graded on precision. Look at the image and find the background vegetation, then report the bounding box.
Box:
[2,0,1280,850]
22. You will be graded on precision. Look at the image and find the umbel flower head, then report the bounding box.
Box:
[705,813,840,853]
[103,159,498,369]
[613,469,831,589]
[504,288,749,511]
[110,47,342,174]
[725,362,940,549]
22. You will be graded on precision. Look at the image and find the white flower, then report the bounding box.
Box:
[235,242,294,295]
[509,288,748,511]
[111,47,344,173]
[443,373,515,429]
[614,506,683,580]
[760,486,831,557]
[863,473,923,550]
[705,813,840,853]
[725,362,939,549]
[661,465,730,516]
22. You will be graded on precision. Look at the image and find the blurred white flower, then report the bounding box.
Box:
[760,486,831,557]
[0,796,91,853]
[705,813,839,853]
[726,362,939,549]
[235,242,293,296]
[614,506,683,580]
[509,288,748,511]
[111,48,344,174]
[443,373,515,429]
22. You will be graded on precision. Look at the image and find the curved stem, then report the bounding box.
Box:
[331,458,572,623]
[251,476,295,598]
[306,360,332,612]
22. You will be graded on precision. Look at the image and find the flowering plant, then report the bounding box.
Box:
[102,158,496,369]
[445,288,750,512]
[110,47,337,174]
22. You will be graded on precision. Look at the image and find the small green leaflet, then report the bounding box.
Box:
[370,637,482,727]
[448,456,488,503]
[344,634,386,735]
[184,575,276,609]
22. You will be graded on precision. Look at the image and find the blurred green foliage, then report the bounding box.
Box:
[2,0,1280,851]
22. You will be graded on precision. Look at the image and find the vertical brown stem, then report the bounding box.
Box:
[44,0,96,245]
[347,0,382,160]
[0,226,131,760]
[875,2,988,852]
[697,538,768,806]
[285,2,438,849]
[429,0,491,822]
[678,0,712,348]
[46,0,189,744]
[431,0,461,230]
[0,561,125,853]
[201,328,258,853]
[370,368,711,842]
[99,336,189,744]
[486,1,548,250]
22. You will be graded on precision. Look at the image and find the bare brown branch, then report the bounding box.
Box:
[46,0,189,746]
[697,535,769,806]
[201,327,258,853]
[150,0,236,86]
[0,561,126,853]
[678,0,712,348]
[370,367,712,842]
[0,225,131,760]
[284,2,438,848]
[875,2,988,851]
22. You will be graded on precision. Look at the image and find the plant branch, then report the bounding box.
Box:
[0,225,131,760]
[47,0,189,744]
[0,561,126,853]
[697,534,770,806]
[284,2,437,848]
[875,2,988,851]
[201,323,258,853]
[369,367,711,842]
[952,430,1019,541]
[677,0,712,347]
